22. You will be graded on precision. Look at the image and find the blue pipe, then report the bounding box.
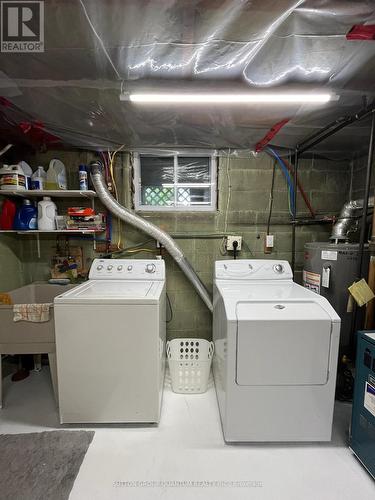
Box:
[266,147,296,216]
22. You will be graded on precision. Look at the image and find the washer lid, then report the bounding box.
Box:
[54,280,163,304]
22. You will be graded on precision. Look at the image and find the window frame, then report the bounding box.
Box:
[133,151,217,212]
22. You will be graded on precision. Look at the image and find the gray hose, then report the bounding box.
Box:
[90,161,213,312]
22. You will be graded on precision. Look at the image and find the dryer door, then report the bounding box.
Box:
[236,300,332,386]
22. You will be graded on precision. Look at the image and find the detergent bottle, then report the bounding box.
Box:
[46,159,67,190]
[31,166,47,190]
[19,161,33,190]
[37,197,57,230]
[0,198,17,229]
[13,199,37,230]
[0,164,26,191]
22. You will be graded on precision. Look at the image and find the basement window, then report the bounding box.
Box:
[133,152,217,211]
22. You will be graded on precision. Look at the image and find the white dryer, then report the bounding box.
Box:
[213,259,340,442]
[54,258,166,424]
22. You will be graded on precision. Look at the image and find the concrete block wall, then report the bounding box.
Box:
[350,155,375,200]
[0,232,25,291]
[0,150,351,340]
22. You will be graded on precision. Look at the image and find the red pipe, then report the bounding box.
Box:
[255,119,290,153]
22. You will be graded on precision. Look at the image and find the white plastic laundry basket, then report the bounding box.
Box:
[166,338,214,394]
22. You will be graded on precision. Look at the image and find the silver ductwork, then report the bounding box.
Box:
[90,161,213,312]
[330,197,374,242]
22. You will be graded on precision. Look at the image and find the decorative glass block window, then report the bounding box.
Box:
[133,152,217,211]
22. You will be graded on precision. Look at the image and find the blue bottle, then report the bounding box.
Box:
[79,164,88,191]
[13,199,37,230]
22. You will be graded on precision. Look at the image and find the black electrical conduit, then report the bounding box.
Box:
[357,113,375,279]
[349,112,375,356]
[290,103,375,275]
[292,149,299,273]
[295,102,375,157]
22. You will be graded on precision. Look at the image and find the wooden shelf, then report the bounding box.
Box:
[0,189,97,199]
[0,229,103,234]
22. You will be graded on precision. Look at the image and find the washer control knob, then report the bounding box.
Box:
[117,265,123,271]
[127,265,133,271]
[97,265,103,271]
[107,265,113,271]
[273,264,284,274]
[146,263,156,273]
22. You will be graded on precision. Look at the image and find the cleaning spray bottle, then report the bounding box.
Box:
[79,164,88,191]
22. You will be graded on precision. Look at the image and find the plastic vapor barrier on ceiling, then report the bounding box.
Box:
[0,0,374,153]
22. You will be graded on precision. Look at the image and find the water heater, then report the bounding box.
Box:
[303,242,370,352]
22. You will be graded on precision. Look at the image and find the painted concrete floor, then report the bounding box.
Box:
[0,368,374,499]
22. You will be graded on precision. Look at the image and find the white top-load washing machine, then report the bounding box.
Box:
[54,258,166,424]
[213,259,341,442]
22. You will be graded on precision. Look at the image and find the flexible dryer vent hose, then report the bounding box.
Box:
[90,161,213,312]
[330,196,374,242]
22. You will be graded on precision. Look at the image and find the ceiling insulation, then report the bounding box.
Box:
[0,0,374,153]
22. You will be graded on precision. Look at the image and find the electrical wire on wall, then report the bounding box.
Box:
[98,151,114,254]
[223,149,231,233]
[108,145,125,249]
[99,151,110,185]
[108,145,124,200]
[99,146,125,250]
[101,239,157,259]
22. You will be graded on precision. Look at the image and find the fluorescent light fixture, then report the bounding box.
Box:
[125,93,334,104]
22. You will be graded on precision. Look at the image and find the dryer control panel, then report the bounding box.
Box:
[89,259,165,280]
[215,259,293,280]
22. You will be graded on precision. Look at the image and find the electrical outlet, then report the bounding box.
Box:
[226,236,242,251]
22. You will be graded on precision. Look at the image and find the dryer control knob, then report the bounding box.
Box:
[107,265,113,271]
[146,263,156,273]
[127,265,133,271]
[117,265,123,271]
[97,265,103,271]
[273,264,284,274]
